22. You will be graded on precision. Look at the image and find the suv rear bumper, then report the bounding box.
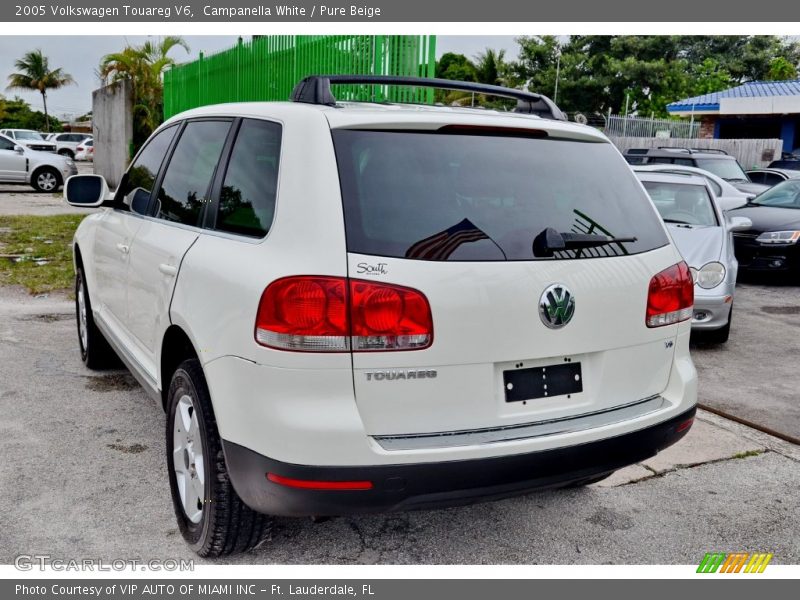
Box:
[222,406,696,517]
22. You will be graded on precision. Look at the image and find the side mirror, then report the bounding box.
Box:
[717,196,748,212]
[14,145,24,155]
[727,216,752,232]
[64,174,111,208]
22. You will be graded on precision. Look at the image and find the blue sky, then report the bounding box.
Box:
[0,35,520,119]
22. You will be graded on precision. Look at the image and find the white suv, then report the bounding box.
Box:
[0,133,77,191]
[64,76,697,557]
[50,132,92,158]
[0,128,57,153]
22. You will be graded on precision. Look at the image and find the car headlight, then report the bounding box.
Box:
[694,262,726,289]
[755,231,800,245]
[64,158,75,167]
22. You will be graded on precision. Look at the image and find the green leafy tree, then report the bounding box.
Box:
[512,35,800,118]
[474,48,506,86]
[767,56,798,80]
[100,36,189,149]
[6,49,74,133]
[0,95,62,131]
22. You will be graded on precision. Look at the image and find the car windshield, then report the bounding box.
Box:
[694,158,749,182]
[751,180,800,209]
[15,131,44,141]
[641,181,719,226]
[333,130,669,261]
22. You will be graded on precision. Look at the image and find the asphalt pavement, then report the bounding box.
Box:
[0,285,798,565]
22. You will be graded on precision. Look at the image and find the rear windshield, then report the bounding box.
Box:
[694,158,748,182]
[641,181,719,226]
[332,130,668,261]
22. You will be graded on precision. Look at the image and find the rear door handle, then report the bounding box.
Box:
[158,263,178,277]
[115,243,129,254]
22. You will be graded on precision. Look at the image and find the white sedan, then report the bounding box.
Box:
[633,164,750,211]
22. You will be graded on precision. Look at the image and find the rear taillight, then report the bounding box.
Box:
[255,276,349,351]
[349,279,433,351]
[255,276,433,352]
[646,262,694,328]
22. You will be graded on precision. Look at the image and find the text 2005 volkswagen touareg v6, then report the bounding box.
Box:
[64,76,697,556]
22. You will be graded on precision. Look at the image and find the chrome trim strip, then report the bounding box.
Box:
[372,395,668,451]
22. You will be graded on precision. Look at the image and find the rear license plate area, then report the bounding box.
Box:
[503,362,582,402]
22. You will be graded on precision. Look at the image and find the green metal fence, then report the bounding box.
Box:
[163,35,437,118]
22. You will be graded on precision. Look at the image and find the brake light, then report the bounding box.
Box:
[646,262,694,327]
[255,276,348,351]
[349,279,433,351]
[255,276,433,352]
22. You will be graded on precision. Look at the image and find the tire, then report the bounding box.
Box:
[75,267,117,369]
[58,149,74,159]
[31,166,61,192]
[563,472,614,488]
[704,306,732,344]
[166,359,273,557]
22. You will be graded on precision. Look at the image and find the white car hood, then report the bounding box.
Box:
[667,224,724,268]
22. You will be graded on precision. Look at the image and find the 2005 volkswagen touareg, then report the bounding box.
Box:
[64,76,697,557]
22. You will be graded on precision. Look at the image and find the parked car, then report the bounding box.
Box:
[0,132,77,191]
[0,128,57,153]
[728,179,800,275]
[767,158,800,171]
[63,75,698,557]
[74,138,93,161]
[632,164,750,209]
[623,147,769,197]
[746,168,800,187]
[50,132,92,158]
[635,171,751,343]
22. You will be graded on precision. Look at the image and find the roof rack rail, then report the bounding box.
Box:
[656,146,692,153]
[290,75,568,121]
[688,147,729,155]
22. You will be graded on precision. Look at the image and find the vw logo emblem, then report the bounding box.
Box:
[539,284,575,329]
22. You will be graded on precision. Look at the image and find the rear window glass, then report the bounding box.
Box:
[641,181,718,226]
[333,130,668,261]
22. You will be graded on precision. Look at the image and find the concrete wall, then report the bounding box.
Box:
[92,80,133,189]
[609,136,784,169]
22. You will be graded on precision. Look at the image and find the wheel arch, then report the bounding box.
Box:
[161,325,201,411]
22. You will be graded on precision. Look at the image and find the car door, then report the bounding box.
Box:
[125,119,232,379]
[0,135,27,181]
[91,125,179,344]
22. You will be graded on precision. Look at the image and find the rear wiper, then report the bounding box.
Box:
[532,227,637,257]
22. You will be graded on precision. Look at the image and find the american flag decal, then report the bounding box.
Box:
[405,218,490,260]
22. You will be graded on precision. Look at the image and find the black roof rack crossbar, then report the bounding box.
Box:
[290,75,567,121]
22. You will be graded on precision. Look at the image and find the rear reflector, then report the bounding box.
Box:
[255,276,433,352]
[676,417,694,433]
[646,262,694,328]
[267,473,373,490]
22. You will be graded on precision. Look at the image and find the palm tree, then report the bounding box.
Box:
[100,36,189,147]
[474,48,507,86]
[6,49,75,132]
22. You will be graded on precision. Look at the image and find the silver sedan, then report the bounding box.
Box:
[635,171,751,343]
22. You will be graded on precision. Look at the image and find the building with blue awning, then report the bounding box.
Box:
[667,80,800,155]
